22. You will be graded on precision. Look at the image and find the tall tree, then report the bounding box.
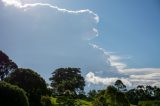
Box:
[49,67,85,96]
[49,68,85,105]
[114,80,127,92]
[5,68,47,106]
[0,50,18,80]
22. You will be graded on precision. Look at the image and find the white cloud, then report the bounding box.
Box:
[0,0,115,86]
[2,0,99,23]
[86,72,132,87]
[1,0,160,89]
[120,68,160,75]
[89,43,127,71]
[87,43,160,88]
[130,73,160,80]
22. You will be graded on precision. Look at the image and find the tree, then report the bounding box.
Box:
[5,68,47,106]
[126,89,139,105]
[154,86,160,100]
[0,81,29,106]
[49,67,85,96]
[126,85,155,105]
[87,89,97,101]
[49,67,85,105]
[114,80,127,92]
[94,86,130,106]
[0,50,18,80]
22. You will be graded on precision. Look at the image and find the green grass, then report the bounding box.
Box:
[50,97,59,106]
[130,104,137,106]
[50,97,93,106]
[50,97,136,106]
[76,99,93,106]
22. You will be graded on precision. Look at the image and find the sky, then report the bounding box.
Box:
[0,0,160,90]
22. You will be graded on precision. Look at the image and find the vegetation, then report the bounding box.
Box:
[49,68,85,105]
[41,96,52,106]
[49,67,85,96]
[5,68,47,106]
[1,50,160,106]
[114,79,127,92]
[0,81,29,106]
[94,86,130,106]
[138,100,160,106]
[0,50,18,80]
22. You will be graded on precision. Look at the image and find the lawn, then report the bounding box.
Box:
[50,97,93,106]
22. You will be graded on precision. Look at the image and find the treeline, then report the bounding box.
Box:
[1,50,160,106]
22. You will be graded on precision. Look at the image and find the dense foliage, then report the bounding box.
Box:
[0,81,29,106]
[5,68,47,106]
[126,85,160,105]
[94,86,130,106]
[49,67,85,96]
[41,96,52,106]
[0,50,18,80]
[49,68,85,105]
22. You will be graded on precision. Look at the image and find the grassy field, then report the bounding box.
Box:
[50,97,93,106]
[50,97,137,106]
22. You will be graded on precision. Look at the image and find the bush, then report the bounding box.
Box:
[0,81,29,106]
[41,96,52,106]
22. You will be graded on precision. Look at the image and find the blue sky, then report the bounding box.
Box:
[0,0,160,90]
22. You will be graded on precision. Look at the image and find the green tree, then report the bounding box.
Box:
[0,81,29,106]
[94,86,130,106]
[5,68,47,106]
[0,50,18,80]
[88,89,97,101]
[49,67,85,105]
[49,67,85,96]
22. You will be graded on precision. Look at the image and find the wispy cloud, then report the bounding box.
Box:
[2,0,99,23]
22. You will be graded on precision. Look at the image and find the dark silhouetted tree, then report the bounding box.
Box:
[0,81,29,106]
[0,50,18,80]
[114,79,127,92]
[5,68,47,106]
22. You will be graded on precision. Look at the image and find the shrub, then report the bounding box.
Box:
[41,96,52,106]
[0,81,29,106]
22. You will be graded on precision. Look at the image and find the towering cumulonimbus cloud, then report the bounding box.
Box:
[1,0,160,89]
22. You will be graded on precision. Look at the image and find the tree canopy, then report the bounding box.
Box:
[5,68,47,106]
[0,81,29,106]
[114,80,127,92]
[94,86,130,106]
[0,50,18,80]
[49,67,85,96]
